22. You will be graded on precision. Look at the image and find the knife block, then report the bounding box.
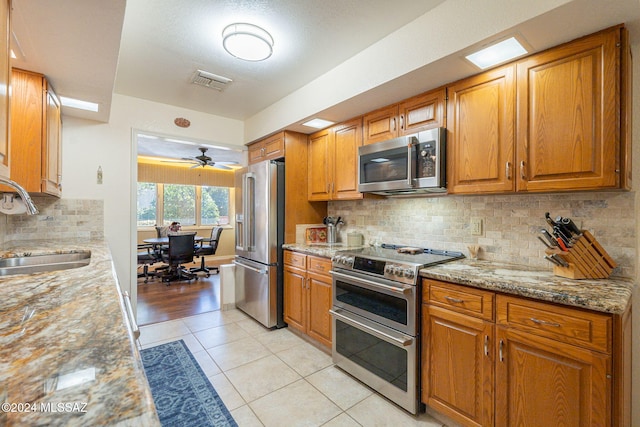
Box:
[547,230,616,279]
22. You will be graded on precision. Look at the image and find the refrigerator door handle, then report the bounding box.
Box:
[244,172,256,252]
[235,259,267,274]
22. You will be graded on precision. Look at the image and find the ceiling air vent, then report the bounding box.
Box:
[191,70,233,91]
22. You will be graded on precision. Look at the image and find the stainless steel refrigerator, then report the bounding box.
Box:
[234,160,285,328]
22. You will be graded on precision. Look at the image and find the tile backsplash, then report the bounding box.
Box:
[0,197,104,246]
[330,191,636,278]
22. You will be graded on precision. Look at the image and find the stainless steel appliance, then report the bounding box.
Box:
[330,244,464,414]
[234,160,286,328]
[358,127,446,195]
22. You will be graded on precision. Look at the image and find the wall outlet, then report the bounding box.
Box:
[470,218,483,236]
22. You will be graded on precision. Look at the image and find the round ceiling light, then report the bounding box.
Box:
[222,23,274,61]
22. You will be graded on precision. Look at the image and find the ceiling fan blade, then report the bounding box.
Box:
[190,163,201,169]
[213,164,233,170]
[161,159,198,164]
[214,161,239,165]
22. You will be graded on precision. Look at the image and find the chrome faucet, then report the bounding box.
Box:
[0,177,38,215]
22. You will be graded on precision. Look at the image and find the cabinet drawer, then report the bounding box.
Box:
[425,280,494,321]
[496,295,611,353]
[284,251,306,269]
[307,255,331,276]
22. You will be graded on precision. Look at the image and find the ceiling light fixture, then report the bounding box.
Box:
[222,23,274,61]
[59,96,99,112]
[302,118,335,129]
[465,36,528,69]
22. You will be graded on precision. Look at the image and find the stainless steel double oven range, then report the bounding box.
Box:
[330,244,464,414]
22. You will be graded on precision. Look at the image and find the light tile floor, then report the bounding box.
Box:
[139,309,446,427]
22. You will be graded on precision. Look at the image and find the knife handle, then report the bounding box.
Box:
[556,238,569,251]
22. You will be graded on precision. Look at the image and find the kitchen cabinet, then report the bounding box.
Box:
[0,0,10,180]
[283,250,332,348]
[248,132,285,164]
[307,117,362,201]
[422,280,495,427]
[0,68,62,196]
[362,88,446,145]
[422,279,631,427]
[447,25,629,195]
[446,65,516,194]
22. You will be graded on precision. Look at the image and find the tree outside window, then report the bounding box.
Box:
[137,182,157,226]
[163,184,196,225]
[202,186,229,225]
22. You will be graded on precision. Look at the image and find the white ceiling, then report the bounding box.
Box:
[9,0,640,162]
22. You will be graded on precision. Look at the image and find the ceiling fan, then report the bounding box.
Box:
[162,147,238,170]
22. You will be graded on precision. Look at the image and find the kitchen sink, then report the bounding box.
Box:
[0,251,91,276]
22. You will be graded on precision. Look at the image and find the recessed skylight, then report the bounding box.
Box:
[465,36,528,69]
[302,118,335,129]
[59,96,99,112]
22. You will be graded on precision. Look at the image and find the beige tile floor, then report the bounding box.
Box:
[139,309,447,427]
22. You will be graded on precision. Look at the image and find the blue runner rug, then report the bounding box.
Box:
[141,340,238,427]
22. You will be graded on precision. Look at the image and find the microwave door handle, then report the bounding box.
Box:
[407,143,415,188]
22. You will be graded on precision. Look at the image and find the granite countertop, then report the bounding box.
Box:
[421,259,635,315]
[282,243,363,258]
[0,239,159,426]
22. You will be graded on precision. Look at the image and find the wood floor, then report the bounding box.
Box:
[136,264,223,326]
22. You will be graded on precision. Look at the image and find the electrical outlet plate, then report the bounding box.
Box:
[470,218,483,236]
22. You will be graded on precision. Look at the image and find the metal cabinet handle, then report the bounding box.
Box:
[520,160,527,180]
[530,317,561,327]
[505,162,512,180]
[484,335,489,356]
[499,339,504,362]
[392,117,396,131]
[399,114,404,130]
[444,296,464,304]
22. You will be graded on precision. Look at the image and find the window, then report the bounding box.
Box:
[164,184,196,225]
[137,183,157,226]
[202,186,229,225]
[137,182,230,227]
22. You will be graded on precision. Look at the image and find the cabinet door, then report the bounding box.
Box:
[363,104,399,145]
[447,65,516,194]
[495,326,610,427]
[399,88,446,135]
[42,86,61,196]
[332,118,362,200]
[516,27,620,192]
[423,305,494,427]
[306,271,332,348]
[283,265,306,333]
[307,128,332,201]
[248,142,264,164]
[263,133,285,160]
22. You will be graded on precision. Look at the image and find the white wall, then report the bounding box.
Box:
[61,94,244,308]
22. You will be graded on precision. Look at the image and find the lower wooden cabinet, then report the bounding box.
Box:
[283,250,332,348]
[422,279,630,427]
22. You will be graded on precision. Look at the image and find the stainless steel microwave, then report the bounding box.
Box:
[358,127,446,195]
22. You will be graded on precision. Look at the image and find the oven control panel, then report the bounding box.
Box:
[332,255,418,285]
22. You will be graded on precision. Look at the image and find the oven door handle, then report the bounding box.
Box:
[330,270,412,295]
[329,308,414,347]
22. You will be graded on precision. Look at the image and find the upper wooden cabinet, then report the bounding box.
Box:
[363,87,446,145]
[248,132,285,164]
[447,65,516,194]
[448,25,629,195]
[308,117,362,201]
[0,0,10,180]
[0,68,62,196]
[516,26,622,192]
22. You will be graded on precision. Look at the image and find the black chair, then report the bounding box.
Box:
[137,243,160,283]
[190,227,223,277]
[161,233,197,283]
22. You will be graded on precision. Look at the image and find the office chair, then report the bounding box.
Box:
[161,232,197,283]
[190,226,223,277]
[137,243,160,283]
